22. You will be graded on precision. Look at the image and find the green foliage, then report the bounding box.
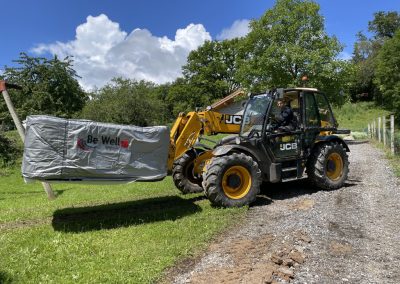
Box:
[368,11,400,39]
[165,39,243,117]
[0,53,87,129]
[183,39,242,99]
[333,101,390,132]
[349,11,400,103]
[0,131,20,167]
[374,30,400,120]
[81,78,166,126]
[237,0,345,104]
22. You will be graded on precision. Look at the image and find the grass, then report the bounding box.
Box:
[333,101,391,132]
[0,164,246,283]
[335,102,400,178]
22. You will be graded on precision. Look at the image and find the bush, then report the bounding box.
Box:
[0,132,21,167]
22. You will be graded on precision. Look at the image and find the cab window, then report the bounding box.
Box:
[304,92,320,127]
[314,93,335,128]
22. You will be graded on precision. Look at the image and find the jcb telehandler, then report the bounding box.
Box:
[171,88,350,207]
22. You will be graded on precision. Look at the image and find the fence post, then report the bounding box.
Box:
[0,81,56,200]
[373,120,376,140]
[378,117,381,142]
[368,123,371,139]
[383,116,386,147]
[391,115,395,155]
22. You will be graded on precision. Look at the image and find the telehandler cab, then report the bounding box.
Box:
[196,88,350,207]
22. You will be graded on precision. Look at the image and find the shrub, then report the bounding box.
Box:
[0,132,21,167]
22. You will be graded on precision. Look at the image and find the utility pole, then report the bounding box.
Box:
[0,80,56,200]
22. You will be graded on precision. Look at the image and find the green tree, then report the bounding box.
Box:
[182,39,242,102]
[81,78,165,126]
[349,32,379,101]
[374,30,400,117]
[368,11,400,40]
[237,0,345,103]
[349,11,400,103]
[0,53,87,129]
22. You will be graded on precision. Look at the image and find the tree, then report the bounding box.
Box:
[182,39,242,102]
[374,30,400,117]
[349,32,379,101]
[81,78,165,126]
[0,53,87,129]
[368,11,400,40]
[237,0,345,103]
[349,11,400,103]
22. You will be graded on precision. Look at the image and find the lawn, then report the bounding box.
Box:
[0,164,246,283]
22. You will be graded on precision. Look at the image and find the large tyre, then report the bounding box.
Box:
[306,142,349,190]
[172,150,203,194]
[202,153,262,207]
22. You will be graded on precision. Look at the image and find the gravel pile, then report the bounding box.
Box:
[164,141,400,284]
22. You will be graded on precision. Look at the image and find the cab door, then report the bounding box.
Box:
[263,92,302,161]
[302,91,322,150]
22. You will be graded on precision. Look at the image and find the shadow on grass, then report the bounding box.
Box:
[0,189,65,196]
[253,178,359,206]
[52,195,203,233]
[0,271,13,284]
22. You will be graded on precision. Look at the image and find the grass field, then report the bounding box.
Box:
[0,163,245,283]
[333,101,391,132]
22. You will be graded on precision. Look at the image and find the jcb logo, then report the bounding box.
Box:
[222,114,242,125]
[280,143,298,151]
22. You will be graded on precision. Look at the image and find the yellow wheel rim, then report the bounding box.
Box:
[326,153,343,181]
[222,166,252,199]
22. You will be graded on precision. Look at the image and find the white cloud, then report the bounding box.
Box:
[216,19,250,40]
[32,14,211,90]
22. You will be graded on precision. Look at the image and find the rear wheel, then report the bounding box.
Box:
[306,142,349,190]
[172,150,203,194]
[202,153,261,207]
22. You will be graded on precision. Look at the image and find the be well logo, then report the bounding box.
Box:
[77,134,129,151]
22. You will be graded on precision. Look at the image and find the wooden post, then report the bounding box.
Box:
[371,122,374,139]
[391,115,395,155]
[378,117,381,142]
[0,81,56,200]
[373,120,376,140]
[383,116,386,147]
[368,123,371,139]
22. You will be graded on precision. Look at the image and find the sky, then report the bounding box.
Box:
[1,0,399,90]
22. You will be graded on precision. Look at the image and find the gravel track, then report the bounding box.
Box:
[163,141,400,284]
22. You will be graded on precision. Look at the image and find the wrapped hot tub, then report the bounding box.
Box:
[22,115,169,183]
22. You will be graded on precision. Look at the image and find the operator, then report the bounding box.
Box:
[274,98,295,132]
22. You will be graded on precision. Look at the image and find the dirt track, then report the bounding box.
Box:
[163,141,400,284]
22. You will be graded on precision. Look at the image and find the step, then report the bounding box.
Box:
[282,176,300,183]
[282,167,297,172]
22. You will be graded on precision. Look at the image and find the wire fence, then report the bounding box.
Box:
[368,114,399,155]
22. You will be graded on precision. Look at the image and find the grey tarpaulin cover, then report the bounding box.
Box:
[22,115,170,183]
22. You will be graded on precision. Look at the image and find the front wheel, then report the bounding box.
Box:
[202,153,261,207]
[306,142,349,190]
[172,150,203,194]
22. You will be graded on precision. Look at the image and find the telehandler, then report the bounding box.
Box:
[170,88,350,207]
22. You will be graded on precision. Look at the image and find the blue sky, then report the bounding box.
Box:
[2,0,399,89]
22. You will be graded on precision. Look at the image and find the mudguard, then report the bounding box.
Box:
[212,144,269,173]
[315,135,350,152]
